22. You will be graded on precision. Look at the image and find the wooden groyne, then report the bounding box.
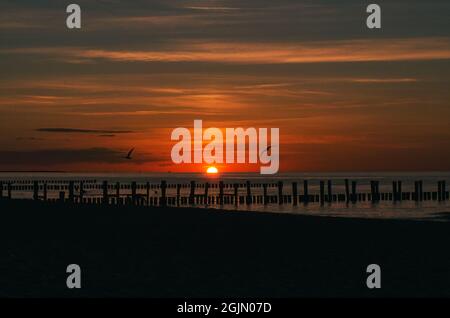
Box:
[0,178,448,207]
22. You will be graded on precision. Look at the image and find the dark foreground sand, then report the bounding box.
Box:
[0,199,449,298]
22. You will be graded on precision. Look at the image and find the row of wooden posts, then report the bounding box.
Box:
[0,179,448,207]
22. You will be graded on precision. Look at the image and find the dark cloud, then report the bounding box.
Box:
[2,0,449,51]
[36,128,133,134]
[0,148,165,165]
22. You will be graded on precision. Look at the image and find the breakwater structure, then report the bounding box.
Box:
[0,179,448,207]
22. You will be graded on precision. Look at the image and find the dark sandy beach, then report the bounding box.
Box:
[0,199,449,298]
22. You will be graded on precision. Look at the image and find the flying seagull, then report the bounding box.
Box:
[125,148,135,160]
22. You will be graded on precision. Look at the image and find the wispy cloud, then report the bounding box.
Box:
[7,37,448,65]
[348,78,419,83]
[185,6,241,11]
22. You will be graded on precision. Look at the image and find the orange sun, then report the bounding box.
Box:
[206,166,219,174]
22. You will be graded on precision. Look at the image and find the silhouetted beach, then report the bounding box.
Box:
[1,199,449,297]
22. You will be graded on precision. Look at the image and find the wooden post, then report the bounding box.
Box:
[204,182,210,204]
[59,191,65,202]
[374,181,378,202]
[327,180,332,203]
[263,183,268,205]
[131,182,137,205]
[292,182,298,206]
[414,181,419,202]
[319,181,325,206]
[43,183,48,201]
[68,181,74,203]
[79,182,83,202]
[160,180,167,207]
[351,181,356,203]
[102,181,108,204]
[246,181,252,204]
[441,180,446,201]
[233,183,239,206]
[189,181,196,204]
[345,179,350,203]
[33,181,39,200]
[419,180,423,201]
[443,181,447,201]
[375,181,380,202]
[370,181,375,203]
[392,181,398,202]
[278,181,283,205]
[176,184,181,206]
[219,181,224,205]
[303,180,309,204]
[398,180,402,201]
[437,181,441,201]
[115,182,120,204]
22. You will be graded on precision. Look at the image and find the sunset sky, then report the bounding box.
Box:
[1,0,450,172]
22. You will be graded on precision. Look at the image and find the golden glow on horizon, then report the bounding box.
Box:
[206,166,219,174]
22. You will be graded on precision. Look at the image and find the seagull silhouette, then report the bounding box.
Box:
[125,148,135,160]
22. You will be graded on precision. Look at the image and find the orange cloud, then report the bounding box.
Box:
[72,37,450,64]
[4,37,450,64]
